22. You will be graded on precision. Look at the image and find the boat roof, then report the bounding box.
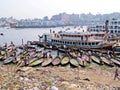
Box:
[59,30,105,35]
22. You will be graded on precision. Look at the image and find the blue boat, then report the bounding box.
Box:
[4,57,13,64]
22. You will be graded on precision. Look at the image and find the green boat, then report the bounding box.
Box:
[29,58,43,67]
[61,56,70,65]
[52,56,61,66]
[70,58,79,67]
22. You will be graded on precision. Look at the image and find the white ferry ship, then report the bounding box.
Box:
[39,27,116,49]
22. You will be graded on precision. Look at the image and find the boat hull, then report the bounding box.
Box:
[61,56,70,65]
[52,56,61,66]
[70,58,79,67]
[41,58,52,67]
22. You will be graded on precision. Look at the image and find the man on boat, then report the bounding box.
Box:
[114,66,120,80]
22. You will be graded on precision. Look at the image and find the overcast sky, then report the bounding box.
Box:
[0,0,119,19]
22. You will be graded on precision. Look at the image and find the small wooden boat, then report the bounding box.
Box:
[69,52,78,58]
[58,48,70,53]
[29,58,38,64]
[114,57,120,62]
[110,58,120,66]
[0,55,4,61]
[77,57,86,67]
[100,56,114,67]
[61,56,70,65]
[70,58,79,67]
[37,52,43,58]
[114,51,120,55]
[90,55,102,65]
[4,57,13,64]
[1,51,5,55]
[52,56,61,66]
[16,59,25,67]
[41,58,53,67]
[29,58,43,67]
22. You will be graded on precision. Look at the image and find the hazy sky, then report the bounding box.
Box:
[0,0,119,19]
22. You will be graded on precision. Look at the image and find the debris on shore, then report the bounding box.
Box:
[0,65,120,90]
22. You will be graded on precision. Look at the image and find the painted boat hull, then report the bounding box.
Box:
[61,56,70,65]
[29,59,43,67]
[41,58,52,67]
[70,58,79,67]
[52,56,61,66]
[111,58,120,67]
[4,57,13,64]
[90,55,102,65]
[100,56,114,67]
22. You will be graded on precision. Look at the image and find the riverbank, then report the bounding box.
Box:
[0,64,120,90]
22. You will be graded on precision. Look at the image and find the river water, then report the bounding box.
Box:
[0,27,71,46]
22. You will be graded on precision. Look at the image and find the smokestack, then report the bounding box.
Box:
[105,20,109,32]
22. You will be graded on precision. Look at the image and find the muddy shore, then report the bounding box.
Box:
[0,64,120,90]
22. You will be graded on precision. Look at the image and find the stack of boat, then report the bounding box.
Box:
[0,46,120,68]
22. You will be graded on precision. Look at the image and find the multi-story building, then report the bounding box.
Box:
[89,18,120,36]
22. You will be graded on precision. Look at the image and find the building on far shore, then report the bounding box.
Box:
[89,18,120,37]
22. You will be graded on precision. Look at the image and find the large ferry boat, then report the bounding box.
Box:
[39,26,116,49]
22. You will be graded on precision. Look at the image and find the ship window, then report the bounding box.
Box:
[111,30,113,33]
[82,43,84,45]
[88,43,91,46]
[96,42,99,45]
[85,42,87,45]
[92,42,95,45]
[114,26,118,29]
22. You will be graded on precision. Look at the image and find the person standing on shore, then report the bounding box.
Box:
[114,66,120,80]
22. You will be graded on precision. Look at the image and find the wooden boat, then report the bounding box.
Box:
[29,58,38,64]
[52,56,61,66]
[4,57,13,64]
[90,55,102,65]
[41,58,53,67]
[29,58,43,67]
[16,59,25,67]
[77,57,86,67]
[58,47,70,53]
[110,58,120,66]
[114,51,120,55]
[1,51,5,55]
[0,55,4,61]
[37,52,43,58]
[69,52,78,58]
[70,58,79,67]
[100,56,114,67]
[61,56,70,65]
[114,57,120,62]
